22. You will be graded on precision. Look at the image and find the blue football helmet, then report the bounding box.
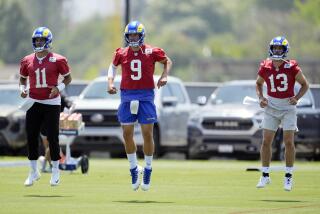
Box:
[32,27,53,52]
[124,21,145,47]
[269,36,289,60]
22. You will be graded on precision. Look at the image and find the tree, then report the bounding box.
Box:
[0,1,31,63]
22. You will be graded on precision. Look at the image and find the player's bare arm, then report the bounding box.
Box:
[157,57,172,89]
[256,75,268,108]
[289,71,309,105]
[107,63,117,94]
[19,76,28,98]
[49,74,72,98]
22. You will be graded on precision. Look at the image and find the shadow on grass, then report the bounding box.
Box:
[113,200,174,204]
[258,199,306,203]
[24,195,73,198]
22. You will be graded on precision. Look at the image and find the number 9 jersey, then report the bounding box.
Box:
[112,44,167,90]
[258,59,301,99]
[20,52,70,100]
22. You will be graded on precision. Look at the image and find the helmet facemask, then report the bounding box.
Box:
[268,36,289,60]
[32,27,53,53]
[124,21,145,47]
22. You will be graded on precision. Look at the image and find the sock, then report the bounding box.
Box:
[285,166,293,176]
[144,155,153,169]
[51,160,59,170]
[261,166,270,177]
[30,160,37,172]
[127,153,138,169]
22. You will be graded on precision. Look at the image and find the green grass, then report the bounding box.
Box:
[0,157,319,214]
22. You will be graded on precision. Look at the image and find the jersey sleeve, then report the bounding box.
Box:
[152,47,167,62]
[57,57,70,76]
[257,60,267,79]
[112,48,122,66]
[290,60,301,77]
[20,57,29,78]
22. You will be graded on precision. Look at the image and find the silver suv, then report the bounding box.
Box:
[187,80,320,160]
[70,76,196,157]
[0,84,26,154]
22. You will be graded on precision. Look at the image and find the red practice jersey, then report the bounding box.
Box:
[112,44,167,90]
[258,59,301,99]
[20,52,70,100]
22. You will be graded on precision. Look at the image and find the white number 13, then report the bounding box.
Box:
[268,73,288,92]
[130,59,142,80]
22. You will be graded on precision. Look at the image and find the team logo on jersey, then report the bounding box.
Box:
[284,63,292,68]
[49,57,56,62]
[145,48,153,54]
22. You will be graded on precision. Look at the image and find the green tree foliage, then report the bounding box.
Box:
[0,1,31,63]
[20,0,65,37]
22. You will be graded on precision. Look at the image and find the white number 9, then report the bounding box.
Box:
[130,59,142,80]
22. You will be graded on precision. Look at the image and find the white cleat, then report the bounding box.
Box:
[141,167,152,191]
[50,169,60,186]
[284,177,293,191]
[130,165,142,191]
[256,176,271,188]
[24,170,41,186]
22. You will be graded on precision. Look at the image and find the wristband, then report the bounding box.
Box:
[56,83,65,92]
[19,85,26,93]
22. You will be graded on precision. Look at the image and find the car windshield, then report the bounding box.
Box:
[0,89,24,106]
[81,81,121,99]
[210,85,258,105]
[65,84,87,96]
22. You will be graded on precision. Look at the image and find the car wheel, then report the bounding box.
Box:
[80,155,89,174]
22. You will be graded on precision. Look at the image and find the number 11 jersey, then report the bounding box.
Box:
[20,52,70,100]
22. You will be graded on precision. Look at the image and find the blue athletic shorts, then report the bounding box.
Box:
[118,101,157,124]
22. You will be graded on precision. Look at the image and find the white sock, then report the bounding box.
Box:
[127,153,138,169]
[51,161,59,170]
[144,155,153,169]
[261,166,270,174]
[285,166,293,175]
[30,160,37,172]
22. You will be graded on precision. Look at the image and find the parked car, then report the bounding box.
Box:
[184,82,221,104]
[0,84,27,154]
[64,80,90,105]
[310,84,320,108]
[69,76,197,157]
[187,80,320,160]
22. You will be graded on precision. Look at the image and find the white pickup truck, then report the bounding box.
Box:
[69,75,197,157]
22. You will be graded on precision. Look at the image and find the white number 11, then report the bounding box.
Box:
[35,68,48,88]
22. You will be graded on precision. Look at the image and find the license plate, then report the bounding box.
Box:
[218,145,233,153]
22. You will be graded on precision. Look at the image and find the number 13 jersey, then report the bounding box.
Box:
[112,44,167,90]
[20,52,70,100]
[258,59,301,99]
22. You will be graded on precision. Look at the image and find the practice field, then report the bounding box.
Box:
[0,157,319,214]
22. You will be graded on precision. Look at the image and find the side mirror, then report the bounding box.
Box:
[196,96,207,105]
[162,96,178,107]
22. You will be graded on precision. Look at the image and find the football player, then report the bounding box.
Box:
[107,21,172,191]
[20,27,72,186]
[255,36,309,191]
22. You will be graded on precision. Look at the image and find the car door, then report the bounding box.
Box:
[170,82,193,146]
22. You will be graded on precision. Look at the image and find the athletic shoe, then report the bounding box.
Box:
[50,168,60,186]
[141,167,152,191]
[24,170,41,186]
[256,176,271,188]
[284,176,293,191]
[130,165,142,191]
